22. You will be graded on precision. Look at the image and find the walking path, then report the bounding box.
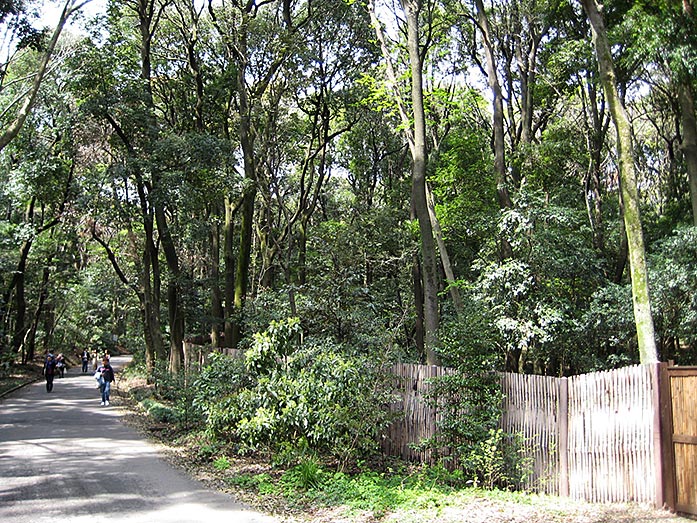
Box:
[0,355,276,523]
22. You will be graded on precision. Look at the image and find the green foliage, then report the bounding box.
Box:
[225,472,277,495]
[140,398,180,424]
[212,456,231,471]
[429,119,498,281]
[419,313,504,464]
[245,317,302,375]
[193,320,393,466]
[465,187,605,374]
[281,457,325,491]
[463,429,534,491]
[191,353,253,434]
[649,226,697,363]
[579,283,637,370]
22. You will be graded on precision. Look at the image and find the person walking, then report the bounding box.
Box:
[55,353,66,378]
[43,353,57,392]
[96,357,116,406]
[80,349,90,373]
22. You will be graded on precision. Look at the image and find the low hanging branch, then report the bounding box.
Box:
[0,0,94,151]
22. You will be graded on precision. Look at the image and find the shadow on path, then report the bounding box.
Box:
[0,356,276,523]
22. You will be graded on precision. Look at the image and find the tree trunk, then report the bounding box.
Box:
[474,0,513,260]
[0,0,90,151]
[580,73,609,253]
[12,250,27,360]
[209,219,224,348]
[411,253,425,359]
[403,0,440,364]
[678,81,697,226]
[426,182,463,316]
[231,182,256,349]
[229,14,257,350]
[223,196,236,345]
[155,204,184,373]
[582,0,658,364]
[24,264,51,364]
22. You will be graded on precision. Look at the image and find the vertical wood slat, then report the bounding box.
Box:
[499,372,561,494]
[566,365,656,504]
[558,377,569,497]
[668,368,697,515]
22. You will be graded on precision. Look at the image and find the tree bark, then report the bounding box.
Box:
[24,264,51,364]
[474,0,513,260]
[403,0,440,364]
[223,196,236,345]
[678,81,697,226]
[582,0,658,364]
[426,182,463,316]
[209,218,224,348]
[230,13,256,349]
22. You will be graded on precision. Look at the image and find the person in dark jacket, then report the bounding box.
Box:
[43,353,56,392]
[96,357,116,406]
[80,349,90,373]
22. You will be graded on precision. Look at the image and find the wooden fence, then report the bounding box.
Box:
[385,363,664,506]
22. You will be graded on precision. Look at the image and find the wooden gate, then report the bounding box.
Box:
[660,365,697,515]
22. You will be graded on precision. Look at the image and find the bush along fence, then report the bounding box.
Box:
[183,342,696,515]
[384,362,697,515]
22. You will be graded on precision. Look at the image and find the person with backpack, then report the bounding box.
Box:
[43,353,57,392]
[95,356,116,406]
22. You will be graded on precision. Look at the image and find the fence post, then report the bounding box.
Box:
[558,376,569,497]
[652,363,663,509]
[657,362,677,511]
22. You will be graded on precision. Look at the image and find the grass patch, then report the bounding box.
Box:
[0,363,42,396]
[140,397,179,423]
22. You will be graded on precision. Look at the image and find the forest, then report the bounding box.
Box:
[1,0,697,473]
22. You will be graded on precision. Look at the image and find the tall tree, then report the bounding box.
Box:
[581,0,658,364]
[208,0,308,348]
[368,0,441,364]
[0,0,92,150]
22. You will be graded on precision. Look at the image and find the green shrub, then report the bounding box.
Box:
[416,314,533,490]
[195,318,393,466]
[281,457,325,491]
[212,456,231,471]
[463,428,534,490]
[141,398,179,423]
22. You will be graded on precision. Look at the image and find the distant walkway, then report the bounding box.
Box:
[0,355,276,523]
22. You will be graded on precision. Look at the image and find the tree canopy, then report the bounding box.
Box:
[2,0,697,377]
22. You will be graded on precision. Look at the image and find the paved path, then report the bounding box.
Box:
[0,356,276,523]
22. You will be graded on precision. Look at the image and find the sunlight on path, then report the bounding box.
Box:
[0,355,278,523]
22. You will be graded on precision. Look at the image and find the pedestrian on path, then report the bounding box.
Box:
[43,353,56,392]
[55,353,66,378]
[80,349,90,373]
[96,357,116,406]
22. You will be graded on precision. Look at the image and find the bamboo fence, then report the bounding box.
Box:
[385,363,661,505]
[566,365,656,503]
[499,372,562,495]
